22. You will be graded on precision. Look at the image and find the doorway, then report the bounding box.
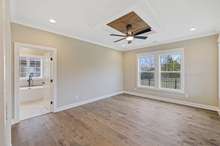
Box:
[14,43,57,122]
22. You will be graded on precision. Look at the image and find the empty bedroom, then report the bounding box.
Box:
[0,0,220,146]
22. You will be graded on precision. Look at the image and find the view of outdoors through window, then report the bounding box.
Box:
[20,56,42,78]
[138,51,182,90]
[160,53,181,89]
[139,55,155,87]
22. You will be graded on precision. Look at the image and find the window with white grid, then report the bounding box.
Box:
[19,56,43,79]
[137,49,184,92]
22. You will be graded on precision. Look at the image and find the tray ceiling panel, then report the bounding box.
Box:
[107,11,151,34]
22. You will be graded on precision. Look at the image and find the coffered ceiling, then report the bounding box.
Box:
[10,0,220,51]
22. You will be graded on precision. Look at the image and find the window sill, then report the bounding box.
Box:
[137,85,185,95]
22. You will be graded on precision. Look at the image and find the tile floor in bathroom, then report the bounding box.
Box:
[20,99,50,120]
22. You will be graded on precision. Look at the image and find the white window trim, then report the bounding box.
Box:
[158,49,184,93]
[19,55,44,80]
[137,48,184,94]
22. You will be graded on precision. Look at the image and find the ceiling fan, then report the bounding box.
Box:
[110,24,151,44]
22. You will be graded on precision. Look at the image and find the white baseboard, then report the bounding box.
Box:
[55,91,123,112]
[124,91,219,112]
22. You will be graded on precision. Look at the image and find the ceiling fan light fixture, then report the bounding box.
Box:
[126,36,134,41]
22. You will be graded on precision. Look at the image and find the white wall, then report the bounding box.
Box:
[11,23,123,110]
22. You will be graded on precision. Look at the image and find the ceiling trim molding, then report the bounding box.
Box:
[122,31,218,51]
[11,21,120,51]
[11,21,219,52]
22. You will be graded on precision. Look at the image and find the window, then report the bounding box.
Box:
[20,56,43,79]
[138,55,155,87]
[160,53,181,90]
[137,49,184,92]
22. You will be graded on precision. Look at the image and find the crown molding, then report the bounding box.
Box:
[123,32,218,51]
[11,21,219,52]
[11,21,120,51]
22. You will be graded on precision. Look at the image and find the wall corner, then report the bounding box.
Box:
[218,33,220,44]
[218,33,220,112]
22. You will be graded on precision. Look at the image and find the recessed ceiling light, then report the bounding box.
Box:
[49,19,56,24]
[190,27,196,31]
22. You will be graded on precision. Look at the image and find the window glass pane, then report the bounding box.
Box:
[139,55,155,87]
[20,72,26,78]
[160,53,181,71]
[33,73,41,77]
[140,72,155,87]
[139,56,155,72]
[20,57,27,78]
[35,61,41,67]
[35,67,41,72]
[161,73,181,89]
[20,60,27,66]
[30,61,35,67]
[160,52,182,90]
[29,60,41,77]
[19,56,42,78]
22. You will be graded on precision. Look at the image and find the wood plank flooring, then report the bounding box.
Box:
[12,94,220,146]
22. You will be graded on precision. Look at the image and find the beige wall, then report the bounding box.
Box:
[19,48,48,56]
[123,35,218,106]
[11,23,123,108]
[10,23,219,110]
[1,0,12,145]
[0,5,5,145]
[218,35,220,109]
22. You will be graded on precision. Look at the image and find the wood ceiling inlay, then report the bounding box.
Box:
[107,11,151,34]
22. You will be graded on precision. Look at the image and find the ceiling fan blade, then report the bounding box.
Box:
[134,36,148,39]
[110,34,126,37]
[114,38,126,43]
[135,28,151,35]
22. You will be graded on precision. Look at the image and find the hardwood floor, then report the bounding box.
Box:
[12,94,220,146]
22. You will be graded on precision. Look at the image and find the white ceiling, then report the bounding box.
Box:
[11,0,220,51]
